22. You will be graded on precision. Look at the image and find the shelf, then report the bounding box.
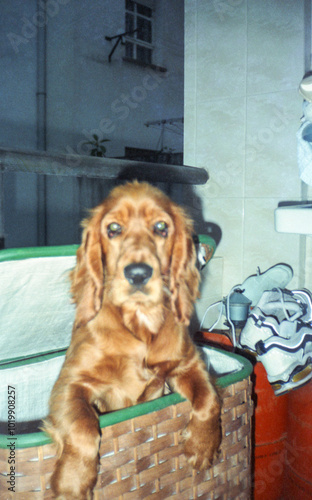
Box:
[0,148,208,185]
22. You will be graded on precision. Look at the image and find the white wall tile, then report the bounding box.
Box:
[185,0,306,299]
[245,92,302,199]
[247,0,305,95]
[184,1,197,108]
[183,104,197,165]
[195,0,247,101]
[194,97,246,198]
[304,236,312,290]
[197,196,244,293]
[243,198,301,288]
[195,256,224,330]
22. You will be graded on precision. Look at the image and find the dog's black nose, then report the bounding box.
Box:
[124,263,153,286]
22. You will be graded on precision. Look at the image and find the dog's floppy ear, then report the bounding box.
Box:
[70,208,105,327]
[169,205,200,325]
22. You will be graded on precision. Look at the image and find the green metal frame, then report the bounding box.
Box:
[0,347,252,449]
[0,244,78,262]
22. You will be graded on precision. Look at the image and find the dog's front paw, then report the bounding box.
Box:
[51,446,99,500]
[182,415,221,470]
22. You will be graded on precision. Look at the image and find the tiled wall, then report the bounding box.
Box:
[185,0,308,327]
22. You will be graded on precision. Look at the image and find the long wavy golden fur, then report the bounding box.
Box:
[43,181,221,499]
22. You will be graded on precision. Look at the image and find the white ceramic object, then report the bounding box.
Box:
[275,204,312,235]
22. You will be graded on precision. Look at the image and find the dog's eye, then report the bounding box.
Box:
[154,221,168,238]
[107,222,122,238]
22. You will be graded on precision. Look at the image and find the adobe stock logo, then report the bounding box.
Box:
[213,0,244,21]
[66,67,168,166]
[189,104,290,201]
[7,0,71,54]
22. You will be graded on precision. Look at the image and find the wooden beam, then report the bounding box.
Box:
[0,148,208,185]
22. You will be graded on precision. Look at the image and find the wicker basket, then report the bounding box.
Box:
[0,348,253,500]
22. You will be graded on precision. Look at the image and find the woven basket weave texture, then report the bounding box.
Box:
[0,377,253,499]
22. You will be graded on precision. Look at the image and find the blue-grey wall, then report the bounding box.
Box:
[1,0,184,247]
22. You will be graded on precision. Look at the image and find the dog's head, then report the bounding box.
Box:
[70,181,200,329]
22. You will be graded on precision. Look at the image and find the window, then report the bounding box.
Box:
[125,0,153,65]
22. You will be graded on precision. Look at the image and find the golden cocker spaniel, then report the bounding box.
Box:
[43,181,221,499]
